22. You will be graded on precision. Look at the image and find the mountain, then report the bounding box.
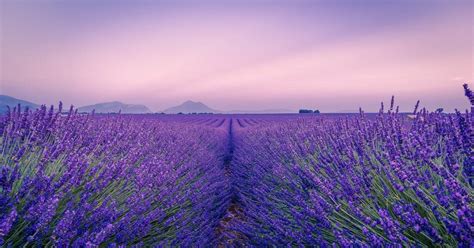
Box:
[0,95,39,114]
[78,101,152,114]
[163,100,220,114]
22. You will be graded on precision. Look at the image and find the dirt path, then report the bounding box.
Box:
[215,118,247,247]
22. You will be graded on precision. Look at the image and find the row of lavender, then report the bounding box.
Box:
[230,86,473,246]
[0,107,232,246]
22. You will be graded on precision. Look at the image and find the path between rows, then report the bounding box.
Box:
[216,118,247,246]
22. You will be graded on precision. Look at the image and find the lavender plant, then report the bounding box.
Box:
[229,85,473,246]
[0,107,230,246]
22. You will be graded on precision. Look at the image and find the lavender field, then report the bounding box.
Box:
[0,85,473,247]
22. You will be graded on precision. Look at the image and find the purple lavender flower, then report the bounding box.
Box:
[463,83,474,106]
[0,208,17,238]
[413,100,420,114]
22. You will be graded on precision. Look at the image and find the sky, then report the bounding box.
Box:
[0,0,472,112]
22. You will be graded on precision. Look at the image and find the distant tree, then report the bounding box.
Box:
[314,109,320,114]
[435,108,444,113]
[299,109,313,113]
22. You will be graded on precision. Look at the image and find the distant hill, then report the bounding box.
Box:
[0,95,297,115]
[163,100,220,114]
[78,101,152,114]
[0,95,39,114]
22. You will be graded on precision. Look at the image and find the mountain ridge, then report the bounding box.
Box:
[78,101,152,114]
[0,95,39,113]
[163,100,220,113]
[0,95,296,114]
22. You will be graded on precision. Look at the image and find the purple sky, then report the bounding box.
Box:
[1,0,472,112]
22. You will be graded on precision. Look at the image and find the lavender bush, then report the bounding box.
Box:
[0,108,230,246]
[230,85,473,246]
